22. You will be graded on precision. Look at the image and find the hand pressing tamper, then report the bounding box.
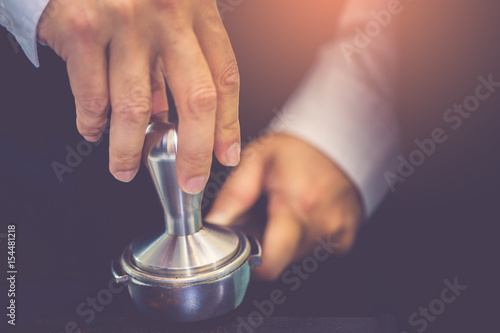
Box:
[111,111,261,322]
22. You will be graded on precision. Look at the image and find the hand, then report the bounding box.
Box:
[207,134,363,280]
[37,0,240,192]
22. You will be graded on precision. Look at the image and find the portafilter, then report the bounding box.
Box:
[111,111,261,322]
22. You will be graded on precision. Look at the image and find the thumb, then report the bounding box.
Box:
[206,146,265,226]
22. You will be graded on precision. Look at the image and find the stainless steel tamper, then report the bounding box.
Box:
[111,111,261,322]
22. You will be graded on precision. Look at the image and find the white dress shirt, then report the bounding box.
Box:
[271,0,401,217]
[1,0,400,218]
[1,0,49,67]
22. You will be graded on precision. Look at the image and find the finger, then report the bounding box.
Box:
[67,43,110,142]
[161,31,217,194]
[195,7,241,167]
[150,59,169,115]
[320,207,359,255]
[108,36,153,182]
[333,226,354,255]
[206,146,265,225]
[255,202,303,281]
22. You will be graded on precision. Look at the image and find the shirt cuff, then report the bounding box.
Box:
[270,34,400,218]
[1,0,50,67]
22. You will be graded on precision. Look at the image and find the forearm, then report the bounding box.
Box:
[271,0,402,217]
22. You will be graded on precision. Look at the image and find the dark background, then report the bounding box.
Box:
[1,0,499,332]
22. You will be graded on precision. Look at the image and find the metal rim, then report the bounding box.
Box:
[120,231,252,287]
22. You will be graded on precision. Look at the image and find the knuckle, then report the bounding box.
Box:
[64,9,101,37]
[155,0,182,12]
[77,122,104,138]
[179,148,213,171]
[107,0,137,24]
[76,96,109,117]
[151,0,190,29]
[113,95,152,125]
[217,62,240,95]
[187,84,217,116]
[298,191,321,217]
[219,117,240,134]
[323,216,342,237]
[111,149,141,168]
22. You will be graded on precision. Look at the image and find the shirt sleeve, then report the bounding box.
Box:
[0,0,51,67]
[269,0,401,217]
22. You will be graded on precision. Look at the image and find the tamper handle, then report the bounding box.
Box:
[142,111,202,236]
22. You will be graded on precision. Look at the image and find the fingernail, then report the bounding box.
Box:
[225,143,240,166]
[184,176,207,194]
[115,170,138,183]
[84,135,100,142]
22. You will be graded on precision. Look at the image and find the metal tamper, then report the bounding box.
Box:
[111,111,261,322]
